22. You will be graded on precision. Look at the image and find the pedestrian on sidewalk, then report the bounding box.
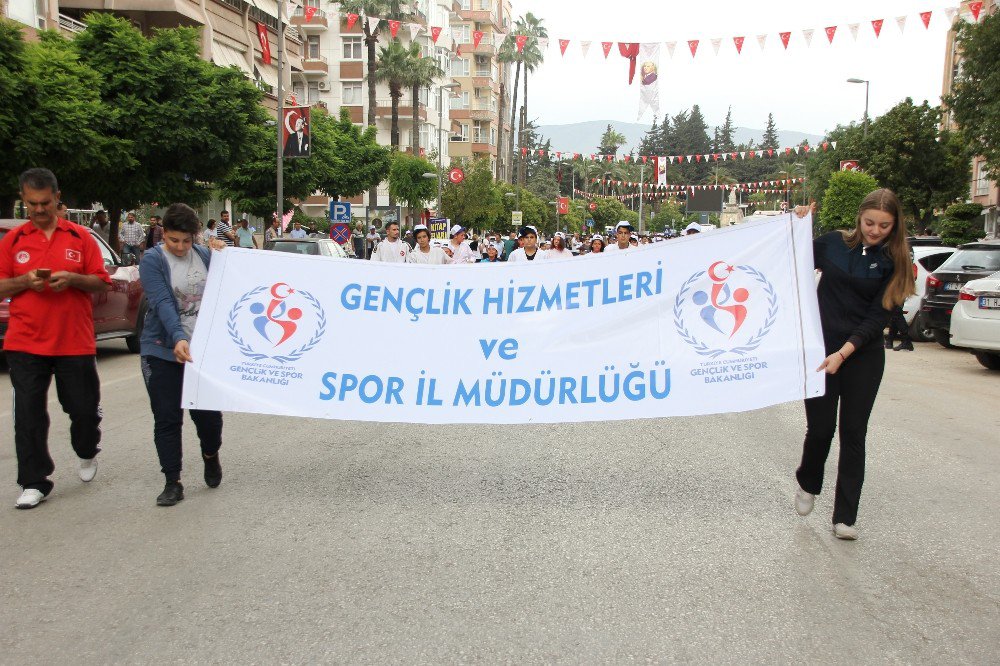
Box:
[0,168,112,509]
[793,191,915,540]
[884,306,914,351]
[138,203,225,507]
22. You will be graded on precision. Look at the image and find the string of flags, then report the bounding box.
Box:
[575,188,801,202]
[520,142,837,163]
[591,177,805,191]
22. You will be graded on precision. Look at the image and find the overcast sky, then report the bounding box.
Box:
[509,0,959,135]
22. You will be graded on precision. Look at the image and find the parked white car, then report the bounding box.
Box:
[950,270,1000,370]
[903,241,956,341]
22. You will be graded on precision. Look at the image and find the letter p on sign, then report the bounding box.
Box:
[330,201,352,222]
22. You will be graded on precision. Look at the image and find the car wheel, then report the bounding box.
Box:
[974,352,1000,371]
[908,313,934,343]
[932,328,954,349]
[125,302,146,354]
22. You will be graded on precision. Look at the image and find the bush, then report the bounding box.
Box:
[936,202,984,246]
[818,170,880,233]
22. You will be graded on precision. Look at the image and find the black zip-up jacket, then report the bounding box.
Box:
[814,231,894,353]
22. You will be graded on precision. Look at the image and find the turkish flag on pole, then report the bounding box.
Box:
[255,22,271,64]
[515,34,528,53]
[304,6,318,22]
[472,30,484,47]
[558,197,569,215]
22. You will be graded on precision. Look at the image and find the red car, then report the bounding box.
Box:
[0,219,146,353]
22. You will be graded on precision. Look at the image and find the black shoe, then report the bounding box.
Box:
[203,453,222,489]
[894,341,914,351]
[156,481,184,506]
[884,337,894,349]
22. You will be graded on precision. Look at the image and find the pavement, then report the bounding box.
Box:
[0,341,997,663]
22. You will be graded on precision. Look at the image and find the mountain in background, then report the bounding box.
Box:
[534,120,824,156]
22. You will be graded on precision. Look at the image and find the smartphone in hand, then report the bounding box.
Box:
[35,268,51,280]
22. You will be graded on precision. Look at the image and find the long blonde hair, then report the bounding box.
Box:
[841,188,915,309]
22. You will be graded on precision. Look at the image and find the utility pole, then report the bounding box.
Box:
[276,6,285,229]
[637,162,645,235]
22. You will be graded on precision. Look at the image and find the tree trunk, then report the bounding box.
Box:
[411,83,420,156]
[506,60,521,184]
[108,205,122,254]
[521,68,528,187]
[366,26,379,217]
[389,90,400,209]
[0,195,15,220]
[518,105,526,187]
[496,81,505,180]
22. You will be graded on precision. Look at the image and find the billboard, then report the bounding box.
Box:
[282,106,310,158]
[685,189,725,213]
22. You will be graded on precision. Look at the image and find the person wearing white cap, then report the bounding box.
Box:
[408,225,448,265]
[543,231,573,260]
[604,221,633,252]
[683,221,703,236]
[370,220,410,262]
[444,224,477,264]
[507,225,547,262]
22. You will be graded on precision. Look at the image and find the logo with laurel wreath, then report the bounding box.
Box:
[228,283,326,364]
[673,262,778,358]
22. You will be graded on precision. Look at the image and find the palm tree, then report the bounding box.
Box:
[497,37,519,182]
[407,45,444,157]
[518,13,547,186]
[373,39,412,151]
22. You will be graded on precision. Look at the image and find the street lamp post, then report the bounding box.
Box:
[433,81,461,214]
[847,78,870,138]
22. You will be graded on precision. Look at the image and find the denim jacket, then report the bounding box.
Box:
[138,244,213,362]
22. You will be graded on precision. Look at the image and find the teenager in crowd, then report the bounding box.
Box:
[480,244,501,263]
[138,203,225,507]
[544,232,573,260]
[408,225,448,265]
[506,225,546,262]
[604,221,633,252]
[370,220,410,263]
[793,190,915,540]
[589,234,606,254]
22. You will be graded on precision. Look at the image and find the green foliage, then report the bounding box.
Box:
[388,152,437,213]
[936,202,985,246]
[598,124,628,155]
[441,159,503,228]
[373,39,415,150]
[312,107,391,199]
[819,170,880,234]
[947,12,1000,182]
[650,200,684,231]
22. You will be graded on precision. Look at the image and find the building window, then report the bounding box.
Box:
[454,25,471,43]
[342,81,363,105]
[6,0,39,27]
[459,0,470,9]
[342,36,362,60]
[491,127,497,146]
[976,161,990,196]
[478,0,490,10]
[292,83,305,103]
[307,35,321,59]
[450,92,470,109]
[307,81,320,104]
[419,123,432,150]
[452,123,469,141]
[451,57,470,77]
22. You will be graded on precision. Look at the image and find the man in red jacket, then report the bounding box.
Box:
[0,168,111,509]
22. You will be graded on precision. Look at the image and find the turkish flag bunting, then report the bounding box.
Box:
[970,1,983,21]
[695,154,702,162]
[920,11,932,29]
[872,19,883,38]
[521,147,527,156]
[624,155,631,163]
[779,32,791,49]
[255,21,271,64]
[825,26,836,43]
[822,142,829,151]
[538,149,545,157]
[601,42,613,58]
[642,156,648,164]
[688,39,699,57]
[619,42,639,83]
[389,20,401,38]
[515,34,528,52]
[431,26,442,43]
[345,13,359,30]
[607,155,613,162]
[303,5,317,21]
[456,43,462,56]
[767,149,773,157]
[559,39,569,55]
[733,36,744,54]
[473,30,484,47]
[785,147,792,155]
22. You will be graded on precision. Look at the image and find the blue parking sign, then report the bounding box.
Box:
[330,201,351,222]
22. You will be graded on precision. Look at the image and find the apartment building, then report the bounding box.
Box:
[942,0,999,239]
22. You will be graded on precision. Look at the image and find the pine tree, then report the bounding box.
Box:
[638,116,660,156]
[717,106,736,153]
[762,113,780,150]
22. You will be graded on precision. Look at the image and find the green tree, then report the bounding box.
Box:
[71,14,261,242]
[649,199,684,232]
[598,124,628,155]
[714,106,736,153]
[498,33,522,184]
[407,48,443,156]
[937,202,985,246]
[388,152,436,224]
[946,11,1000,181]
[373,39,414,151]
[441,159,502,228]
[761,113,780,151]
[517,12,546,186]
[819,170,880,234]
[0,23,117,217]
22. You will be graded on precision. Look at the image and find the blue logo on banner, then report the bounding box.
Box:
[228,283,326,364]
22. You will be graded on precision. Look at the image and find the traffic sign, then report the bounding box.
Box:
[448,168,465,184]
[588,202,597,212]
[586,218,594,227]
[330,201,352,222]
[330,223,350,244]
[511,211,523,224]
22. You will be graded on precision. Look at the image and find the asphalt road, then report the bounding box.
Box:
[0,341,997,663]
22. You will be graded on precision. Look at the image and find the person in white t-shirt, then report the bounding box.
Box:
[370,220,410,262]
[544,232,573,260]
[444,224,477,264]
[506,225,547,262]
[408,224,448,265]
[604,221,633,253]
[288,221,308,239]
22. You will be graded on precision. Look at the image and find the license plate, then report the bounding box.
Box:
[944,282,961,291]
[980,296,1000,309]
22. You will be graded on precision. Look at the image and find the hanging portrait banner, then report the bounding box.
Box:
[183,215,825,424]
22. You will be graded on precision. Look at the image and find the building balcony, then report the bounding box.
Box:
[458,10,502,30]
[471,142,497,156]
[472,76,499,93]
[375,99,428,121]
[462,42,496,56]
[301,55,328,76]
[57,12,87,35]
[290,6,328,31]
[469,108,494,121]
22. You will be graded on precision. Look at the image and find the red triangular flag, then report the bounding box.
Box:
[345,13,359,30]
[515,34,528,53]
[872,19,883,38]
[767,149,774,157]
[431,26,442,43]
[559,39,570,56]
[473,30,484,48]
[920,11,932,29]
[779,32,791,49]
[389,20,401,38]
[733,36,744,54]
[825,26,836,43]
[521,147,527,156]
[695,154,702,162]
[601,42,613,58]
[606,155,613,162]
[688,40,699,57]
[624,155,631,163]
[304,6,318,22]
[538,149,545,157]
[642,156,648,164]
[970,1,983,21]
[822,141,829,151]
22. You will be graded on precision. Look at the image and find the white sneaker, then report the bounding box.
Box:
[794,487,815,516]
[833,523,858,540]
[78,456,98,483]
[15,489,46,509]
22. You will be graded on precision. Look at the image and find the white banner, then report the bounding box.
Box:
[183,216,824,424]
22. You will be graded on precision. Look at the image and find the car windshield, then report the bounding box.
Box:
[270,242,318,255]
[938,248,1000,272]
